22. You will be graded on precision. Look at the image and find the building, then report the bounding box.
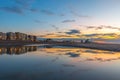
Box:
[7,32,16,40]
[15,32,29,41]
[33,36,37,41]
[22,33,28,41]
[0,32,7,40]
[28,35,34,41]
[0,32,37,41]
[2,33,7,40]
[15,32,22,40]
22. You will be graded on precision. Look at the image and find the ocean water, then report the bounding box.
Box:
[0,45,120,80]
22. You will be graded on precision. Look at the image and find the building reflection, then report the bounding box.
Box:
[0,46,37,55]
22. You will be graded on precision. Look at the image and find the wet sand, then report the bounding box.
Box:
[43,42,120,52]
[58,42,120,52]
[0,41,120,52]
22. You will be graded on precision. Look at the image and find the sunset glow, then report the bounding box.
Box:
[0,0,120,39]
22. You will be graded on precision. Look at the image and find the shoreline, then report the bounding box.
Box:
[0,41,120,52]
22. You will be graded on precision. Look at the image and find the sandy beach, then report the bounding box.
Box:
[0,40,119,52]
[58,42,120,52]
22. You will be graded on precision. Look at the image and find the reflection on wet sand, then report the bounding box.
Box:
[0,45,120,62]
[37,47,120,62]
[0,46,120,80]
[66,52,80,57]
[0,46,37,55]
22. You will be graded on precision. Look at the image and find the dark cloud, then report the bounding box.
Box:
[62,20,75,23]
[40,10,55,15]
[65,29,81,35]
[0,6,23,14]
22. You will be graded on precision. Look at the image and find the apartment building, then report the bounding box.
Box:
[0,32,7,40]
[6,32,16,40]
[0,32,37,41]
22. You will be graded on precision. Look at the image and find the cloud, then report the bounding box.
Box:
[84,34,100,37]
[104,26,120,30]
[84,33,117,37]
[38,33,74,38]
[14,0,34,8]
[40,10,55,15]
[34,20,47,24]
[87,25,120,30]
[62,20,75,23]
[0,0,33,15]
[30,8,39,12]
[38,32,120,39]
[51,25,59,30]
[82,33,119,39]
[0,6,23,14]
[87,26,103,30]
[70,10,91,18]
[55,35,72,37]
[65,29,81,35]
[0,0,36,15]
[59,14,65,16]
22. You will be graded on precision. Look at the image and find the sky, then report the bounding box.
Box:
[0,0,120,39]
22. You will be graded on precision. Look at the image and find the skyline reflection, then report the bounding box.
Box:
[0,46,37,55]
[0,45,120,62]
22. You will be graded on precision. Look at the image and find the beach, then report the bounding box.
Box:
[0,40,120,52]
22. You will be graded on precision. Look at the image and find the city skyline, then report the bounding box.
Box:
[0,0,120,39]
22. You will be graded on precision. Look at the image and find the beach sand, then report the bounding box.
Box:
[0,41,120,52]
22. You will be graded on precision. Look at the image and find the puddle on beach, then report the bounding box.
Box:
[0,45,120,80]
